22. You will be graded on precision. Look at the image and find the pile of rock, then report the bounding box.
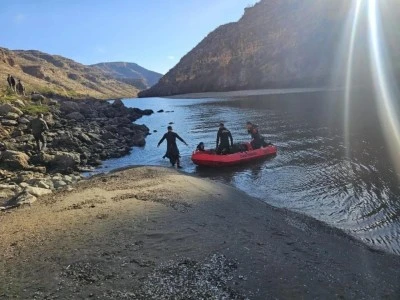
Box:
[0,97,153,210]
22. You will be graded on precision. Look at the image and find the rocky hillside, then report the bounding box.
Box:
[0,48,140,99]
[139,0,399,97]
[92,62,162,89]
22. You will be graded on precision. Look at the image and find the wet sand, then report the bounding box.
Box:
[0,167,399,299]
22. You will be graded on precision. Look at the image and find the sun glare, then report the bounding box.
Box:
[367,0,400,175]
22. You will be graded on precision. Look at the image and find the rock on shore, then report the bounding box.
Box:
[0,97,152,210]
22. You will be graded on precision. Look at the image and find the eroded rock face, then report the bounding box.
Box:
[139,0,399,97]
[0,150,30,171]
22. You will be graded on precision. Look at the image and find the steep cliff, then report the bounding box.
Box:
[138,0,376,97]
[92,62,162,89]
[0,48,140,99]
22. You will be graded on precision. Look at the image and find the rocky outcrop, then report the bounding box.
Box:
[139,0,399,97]
[0,97,152,210]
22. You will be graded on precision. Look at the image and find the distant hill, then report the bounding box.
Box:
[92,62,162,89]
[139,0,400,97]
[0,48,140,99]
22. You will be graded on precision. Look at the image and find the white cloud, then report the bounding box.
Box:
[14,13,26,24]
[167,55,175,60]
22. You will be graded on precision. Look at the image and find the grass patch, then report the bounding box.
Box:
[21,104,49,115]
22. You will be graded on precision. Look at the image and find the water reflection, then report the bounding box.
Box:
[97,90,399,254]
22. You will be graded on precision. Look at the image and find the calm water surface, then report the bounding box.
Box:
[96,89,400,255]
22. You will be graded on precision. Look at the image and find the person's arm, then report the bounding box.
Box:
[43,120,49,131]
[175,133,188,145]
[157,134,167,147]
[229,131,233,146]
[216,131,220,148]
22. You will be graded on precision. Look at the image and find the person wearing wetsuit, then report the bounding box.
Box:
[157,126,188,168]
[196,142,205,151]
[216,123,233,154]
[246,121,265,150]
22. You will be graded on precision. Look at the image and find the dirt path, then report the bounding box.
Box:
[0,167,399,299]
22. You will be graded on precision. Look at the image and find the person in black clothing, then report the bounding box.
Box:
[246,121,266,150]
[196,142,205,151]
[9,75,16,92]
[7,75,12,89]
[216,123,233,154]
[157,126,188,168]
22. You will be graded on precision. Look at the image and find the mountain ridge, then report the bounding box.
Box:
[0,48,155,99]
[139,0,399,97]
[92,62,162,90]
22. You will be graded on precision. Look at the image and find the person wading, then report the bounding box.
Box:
[29,113,49,153]
[157,126,188,169]
[216,123,233,154]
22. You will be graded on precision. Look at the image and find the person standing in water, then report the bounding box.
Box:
[29,113,49,153]
[157,126,188,168]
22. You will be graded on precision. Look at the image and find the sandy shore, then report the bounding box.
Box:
[0,166,399,299]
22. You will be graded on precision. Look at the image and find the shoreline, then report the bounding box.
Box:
[0,96,153,210]
[1,166,399,299]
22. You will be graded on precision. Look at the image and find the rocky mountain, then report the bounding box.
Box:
[92,62,162,89]
[139,0,399,97]
[0,48,140,99]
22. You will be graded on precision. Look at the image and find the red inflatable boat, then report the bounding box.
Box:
[191,143,277,167]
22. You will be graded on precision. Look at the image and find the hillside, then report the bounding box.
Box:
[0,48,139,99]
[92,62,162,89]
[139,0,399,97]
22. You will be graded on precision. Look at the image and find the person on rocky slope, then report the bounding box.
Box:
[29,113,49,153]
[9,75,16,92]
[6,74,12,90]
[157,126,188,169]
[16,79,25,96]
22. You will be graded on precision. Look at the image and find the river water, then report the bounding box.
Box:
[96,89,400,255]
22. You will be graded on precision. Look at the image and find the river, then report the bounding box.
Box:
[95,88,400,255]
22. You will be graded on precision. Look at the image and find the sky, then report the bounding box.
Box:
[0,0,258,74]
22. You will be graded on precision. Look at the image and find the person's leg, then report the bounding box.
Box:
[34,136,41,153]
[40,134,46,151]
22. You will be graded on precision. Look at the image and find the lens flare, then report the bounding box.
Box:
[368,0,400,175]
[344,0,364,158]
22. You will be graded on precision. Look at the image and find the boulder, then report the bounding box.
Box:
[53,180,67,189]
[24,186,52,197]
[60,101,80,114]
[1,119,18,126]
[111,99,124,108]
[18,117,30,124]
[76,132,92,144]
[49,152,81,173]
[5,112,19,120]
[5,191,37,207]
[0,150,30,171]
[31,94,45,102]
[13,99,26,108]
[66,112,85,121]
[0,104,23,116]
